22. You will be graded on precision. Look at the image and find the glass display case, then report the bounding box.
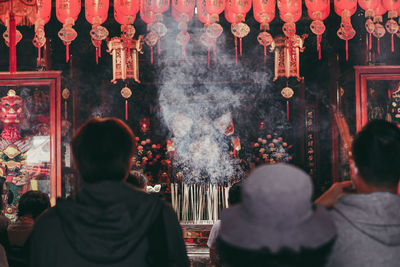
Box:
[0,71,62,220]
[355,66,400,131]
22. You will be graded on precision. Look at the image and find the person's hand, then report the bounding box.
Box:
[314,181,354,208]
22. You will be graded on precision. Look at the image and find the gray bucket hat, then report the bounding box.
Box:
[220,163,336,253]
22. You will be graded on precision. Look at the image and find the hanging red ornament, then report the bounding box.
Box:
[253,0,275,63]
[62,88,70,120]
[334,0,357,61]
[121,86,132,121]
[372,2,387,55]
[172,0,195,63]
[29,0,51,66]
[306,0,329,59]
[56,0,81,62]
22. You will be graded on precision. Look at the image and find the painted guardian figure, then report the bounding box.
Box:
[0,90,31,220]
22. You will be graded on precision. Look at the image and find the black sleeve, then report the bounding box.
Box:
[162,203,190,267]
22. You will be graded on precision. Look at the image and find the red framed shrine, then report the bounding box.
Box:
[0,71,61,213]
[355,66,400,132]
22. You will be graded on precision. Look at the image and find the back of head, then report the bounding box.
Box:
[72,117,137,183]
[17,191,50,220]
[352,120,400,189]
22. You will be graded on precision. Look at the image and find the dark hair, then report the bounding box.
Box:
[17,191,50,219]
[126,171,148,189]
[72,118,137,183]
[217,238,334,267]
[228,182,242,205]
[352,120,400,188]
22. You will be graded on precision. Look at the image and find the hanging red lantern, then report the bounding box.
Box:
[85,0,109,64]
[206,0,225,22]
[172,0,195,62]
[383,0,400,52]
[227,0,251,14]
[29,0,51,66]
[253,0,275,63]
[334,0,357,61]
[140,0,169,64]
[306,0,330,59]
[278,0,301,36]
[197,0,223,66]
[56,0,81,62]
[372,2,387,55]
[359,0,378,50]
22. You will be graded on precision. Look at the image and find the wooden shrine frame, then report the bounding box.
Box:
[0,71,62,206]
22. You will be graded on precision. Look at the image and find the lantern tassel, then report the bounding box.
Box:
[66,43,70,63]
[37,46,41,66]
[125,99,128,121]
[158,40,161,55]
[99,41,102,58]
[150,47,153,64]
[182,44,186,64]
[235,36,238,65]
[64,100,67,120]
[208,48,210,67]
[345,39,348,61]
[96,47,99,64]
[391,34,394,53]
[369,33,372,50]
[377,38,380,55]
[286,100,290,121]
[264,40,267,64]
[317,35,322,60]
[9,12,16,73]
[239,37,242,56]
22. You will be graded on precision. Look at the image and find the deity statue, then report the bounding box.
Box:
[0,90,31,220]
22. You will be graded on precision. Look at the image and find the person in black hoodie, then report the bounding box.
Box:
[29,117,190,267]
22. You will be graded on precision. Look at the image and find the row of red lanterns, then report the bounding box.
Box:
[1,0,400,65]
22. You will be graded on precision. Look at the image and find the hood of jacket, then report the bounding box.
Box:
[56,181,163,264]
[334,192,400,246]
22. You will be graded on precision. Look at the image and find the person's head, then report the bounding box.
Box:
[72,117,137,183]
[352,120,400,191]
[17,191,50,220]
[228,182,241,206]
[126,171,148,191]
[218,164,336,267]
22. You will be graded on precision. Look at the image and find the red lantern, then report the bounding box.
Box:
[277,0,302,13]
[141,0,169,63]
[85,0,109,64]
[56,0,81,62]
[172,0,195,62]
[306,0,329,59]
[383,0,399,52]
[359,0,378,50]
[206,0,225,20]
[334,0,357,61]
[372,2,387,55]
[197,0,223,66]
[115,0,140,17]
[253,0,275,63]
[227,0,251,14]
[29,0,51,65]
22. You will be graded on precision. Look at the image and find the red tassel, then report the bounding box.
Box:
[182,44,186,64]
[369,33,372,50]
[37,47,41,66]
[235,36,238,65]
[388,89,391,100]
[99,41,102,58]
[239,37,242,56]
[208,49,210,67]
[286,101,290,121]
[125,100,128,121]
[317,35,321,60]
[158,40,161,55]
[9,13,16,73]
[264,40,267,64]
[150,47,153,64]
[96,47,99,64]
[345,39,348,61]
[66,43,70,63]
[391,34,394,53]
[64,100,67,120]
[377,38,380,55]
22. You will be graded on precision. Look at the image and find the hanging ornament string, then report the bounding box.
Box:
[62,88,70,120]
[9,12,17,73]
[121,86,132,121]
[281,86,294,121]
[286,100,290,121]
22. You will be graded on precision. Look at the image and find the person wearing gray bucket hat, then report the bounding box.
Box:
[217,163,336,267]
